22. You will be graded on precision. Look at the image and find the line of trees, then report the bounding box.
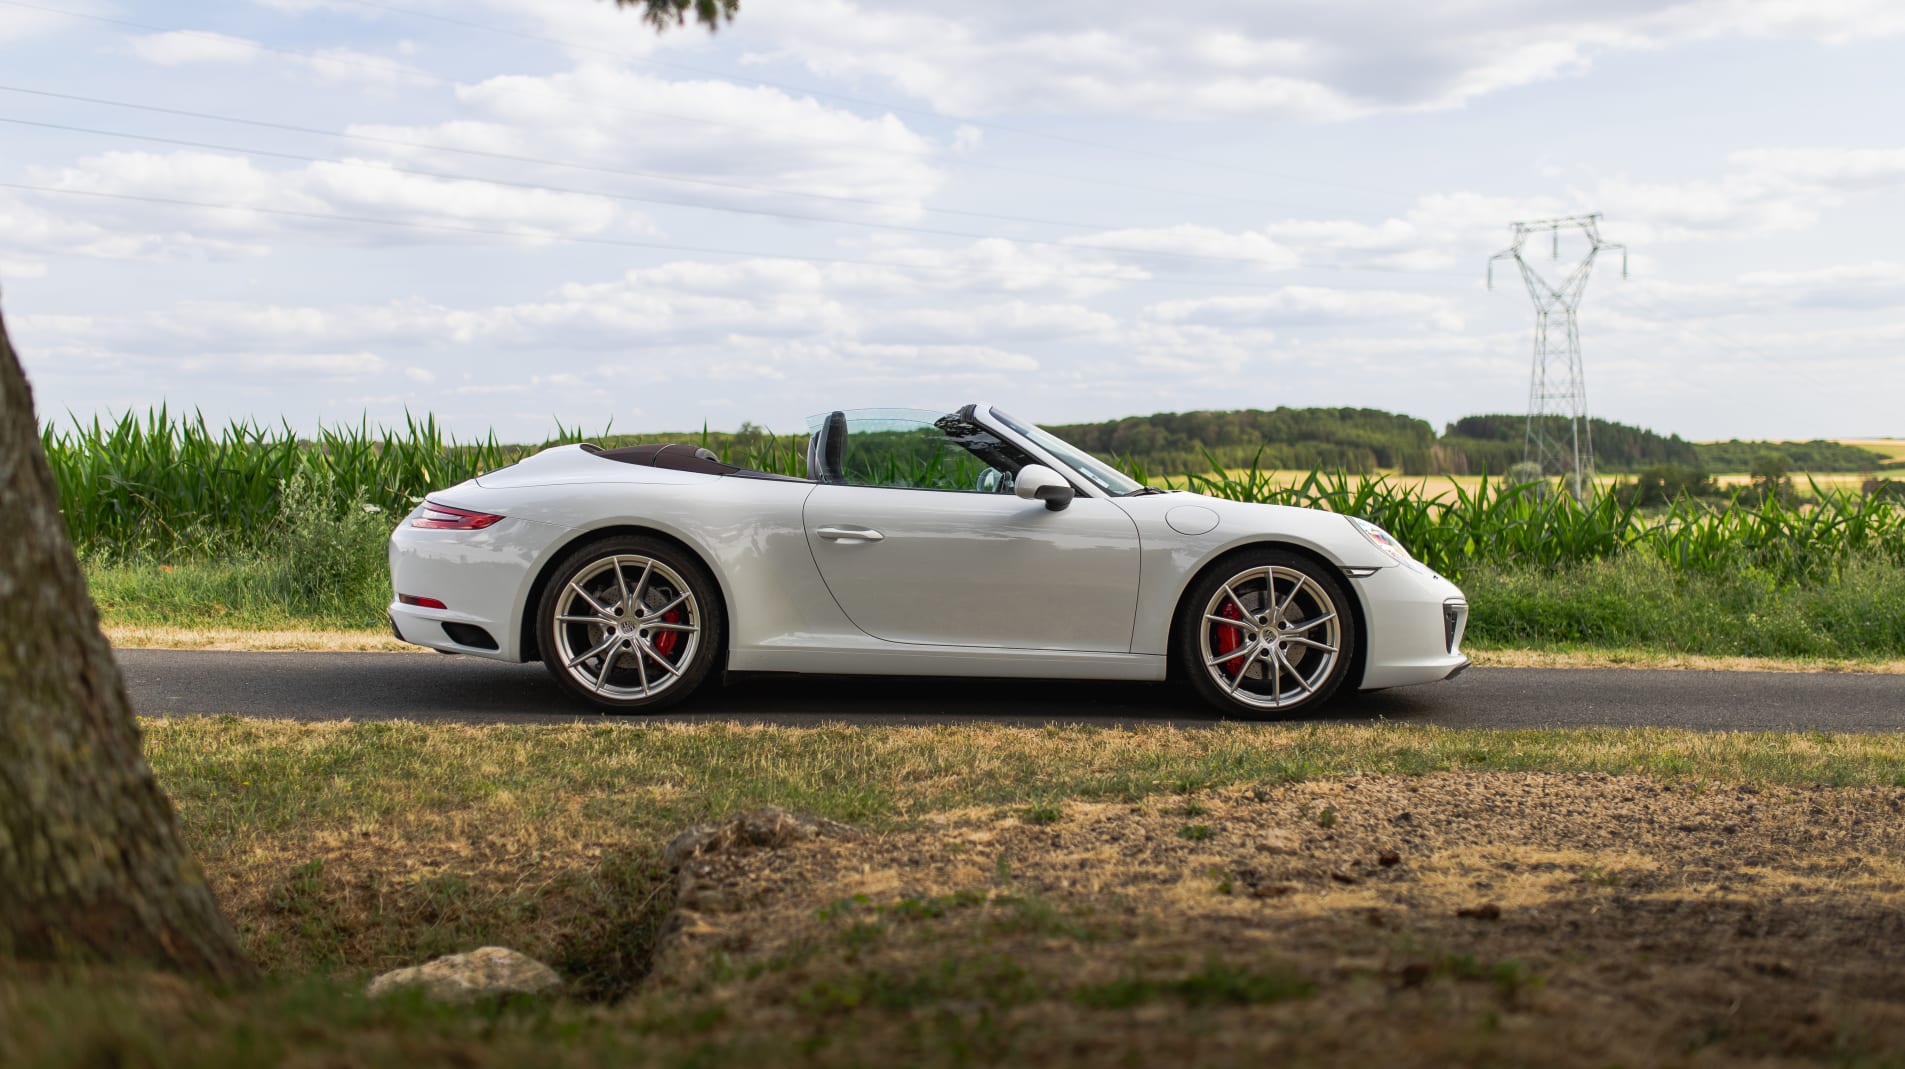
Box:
[1044,407,1896,477]
[1046,407,1440,475]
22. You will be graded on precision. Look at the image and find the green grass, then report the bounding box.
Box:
[1464,554,1905,658]
[86,553,390,632]
[1073,959,1316,1009]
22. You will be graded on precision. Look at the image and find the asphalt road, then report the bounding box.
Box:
[115,649,1905,731]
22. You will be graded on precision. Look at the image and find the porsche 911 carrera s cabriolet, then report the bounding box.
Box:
[388,404,1468,717]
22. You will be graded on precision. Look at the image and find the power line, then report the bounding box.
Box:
[0,180,1326,294]
[0,0,439,84]
[0,114,1309,270]
[0,84,1126,233]
[2,88,1460,278]
[0,0,1392,211]
[333,0,1411,196]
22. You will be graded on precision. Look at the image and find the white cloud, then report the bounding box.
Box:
[736,0,1905,120]
[0,1,87,45]
[1148,144,1905,279]
[0,257,47,280]
[127,31,433,87]
[840,237,1149,298]
[249,0,381,13]
[1064,225,1300,272]
[130,31,262,66]
[16,150,636,257]
[177,351,390,377]
[1727,146,1905,190]
[1602,261,1905,320]
[1148,287,1467,332]
[344,64,945,223]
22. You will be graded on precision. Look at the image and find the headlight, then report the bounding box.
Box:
[1347,516,1412,565]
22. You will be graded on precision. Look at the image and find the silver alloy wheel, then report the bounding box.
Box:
[1197,564,1342,710]
[549,553,701,701]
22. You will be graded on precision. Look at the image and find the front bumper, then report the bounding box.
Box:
[1350,563,1470,690]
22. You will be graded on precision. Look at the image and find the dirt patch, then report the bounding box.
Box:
[652,774,1905,1066]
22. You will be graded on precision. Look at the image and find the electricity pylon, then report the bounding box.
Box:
[1487,213,1626,501]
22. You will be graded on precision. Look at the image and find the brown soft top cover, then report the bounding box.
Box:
[583,442,806,481]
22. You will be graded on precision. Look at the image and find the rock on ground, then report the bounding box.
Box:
[366,946,562,1003]
[663,806,861,871]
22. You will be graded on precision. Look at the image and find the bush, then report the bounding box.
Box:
[1865,479,1905,503]
[1614,464,1718,508]
[267,470,392,624]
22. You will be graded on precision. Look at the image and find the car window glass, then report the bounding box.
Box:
[821,409,1032,493]
[989,407,1145,496]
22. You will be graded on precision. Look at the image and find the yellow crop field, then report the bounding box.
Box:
[1837,438,1905,465]
[1156,470,1626,497]
[1145,438,1903,496]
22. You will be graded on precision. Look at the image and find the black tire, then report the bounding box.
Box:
[1175,547,1358,719]
[535,535,725,712]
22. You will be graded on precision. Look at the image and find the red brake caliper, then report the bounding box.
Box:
[653,608,682,658]
[1215,600,1245,674]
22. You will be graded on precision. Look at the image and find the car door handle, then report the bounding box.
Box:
[816,525,884,543]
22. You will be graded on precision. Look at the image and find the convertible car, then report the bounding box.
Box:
[388,404,1468,717]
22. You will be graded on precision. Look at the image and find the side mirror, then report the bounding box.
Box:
[1014,464,1075,511]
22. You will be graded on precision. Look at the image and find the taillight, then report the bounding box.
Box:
[398,594,448,610]
[411,500,504,530]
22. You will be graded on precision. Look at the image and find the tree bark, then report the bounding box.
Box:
[0,306,255,984]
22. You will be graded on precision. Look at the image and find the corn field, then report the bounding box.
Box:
[41,410,1905,585]
[1160,463,1905,584]
[40,408,801,557]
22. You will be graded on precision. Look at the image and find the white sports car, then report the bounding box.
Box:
[388,404,1468,717]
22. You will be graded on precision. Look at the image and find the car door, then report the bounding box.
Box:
[800,410,1142,652]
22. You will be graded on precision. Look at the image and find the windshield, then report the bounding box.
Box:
[988,408,1147,496]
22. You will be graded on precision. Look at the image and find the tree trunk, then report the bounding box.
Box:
[0,307,255,984]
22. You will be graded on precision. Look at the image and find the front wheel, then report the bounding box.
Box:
[535,536,724,712]
[1176,549,1358,719]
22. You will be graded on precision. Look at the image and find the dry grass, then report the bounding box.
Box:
[134,718,1905,980]
[8,719,1905,1067]
[1710,471,1870,491]
[1467,647,1905,674]
[656,773,1905,1067]
[105,625,420,652]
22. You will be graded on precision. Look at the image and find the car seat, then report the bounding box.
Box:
[805,410,848,483]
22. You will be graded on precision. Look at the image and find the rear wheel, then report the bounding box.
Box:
[1177,549,1357,718]
[535,536,723,712]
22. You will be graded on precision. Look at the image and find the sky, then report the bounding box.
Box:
[2,0,1903,443]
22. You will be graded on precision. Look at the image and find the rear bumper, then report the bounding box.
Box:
[387,511,567,662]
